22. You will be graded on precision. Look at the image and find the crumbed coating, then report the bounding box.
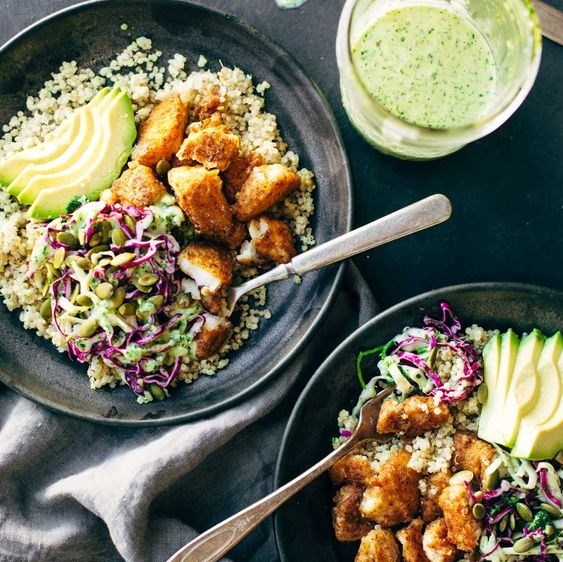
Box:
[422,518,457,562]
[232,163,300,222]
[222,151,264,203]
[332,483,373,542]
[168,166,245,249]
[329,454,375,487]
[132,93,188,167]
[376,396,451,437]
[438,484,482,552]
[396,518,430,562]
[237,215,296,266]
[421,469,452,523]
[360,449,420,526]
[191,95,222,122]
[178,241,233,292]
[194,315,231,359]
[177,119,240,172]
[452,431,496,488]
[355,526,401,562]
[109,162,166,208]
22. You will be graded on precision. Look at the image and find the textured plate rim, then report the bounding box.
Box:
[0,0,353,426]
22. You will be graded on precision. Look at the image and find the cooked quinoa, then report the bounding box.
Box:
[0,37,316,394]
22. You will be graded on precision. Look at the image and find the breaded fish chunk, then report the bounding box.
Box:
[421,469,452,523]
[222,151,264,202]
[422,518,457,562]
[360,449,420,526]
[233,163,301,222]
[109,162,166,208]
[355,526,400,562]
[376,396,451,437]
[438,484,482,552]
[168,166,245,249]
[132,93,188,167]
[194,314,231,359]
[237,216,296,266]
[332,483,373,542]
[452,431,496,488]
[177,118,240,172]
[396,519,430,562]
[329,454,374,487]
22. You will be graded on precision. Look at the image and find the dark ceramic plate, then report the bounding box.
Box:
[0,1,351,425]
[274,282,563,562]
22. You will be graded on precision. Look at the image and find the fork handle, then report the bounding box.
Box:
[290,193,451,276]
[165,437,360,562]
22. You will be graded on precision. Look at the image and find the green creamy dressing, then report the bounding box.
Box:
[353,5,497,129]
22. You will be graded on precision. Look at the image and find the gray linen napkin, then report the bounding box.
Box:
[0,262,377,562]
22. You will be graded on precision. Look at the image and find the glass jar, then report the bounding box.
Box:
[336,0,542,160]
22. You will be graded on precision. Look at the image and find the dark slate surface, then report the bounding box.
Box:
[1,0,562,308]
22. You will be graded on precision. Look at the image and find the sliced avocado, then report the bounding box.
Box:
[18,89,116,204]
[5,88,110,196]
[476,333,501,439]
[29,89,136,220]
[478,329,519,444]
[511,331,563,459]
[497,329,545,447]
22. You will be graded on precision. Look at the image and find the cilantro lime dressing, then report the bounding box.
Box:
[353,5,497,129]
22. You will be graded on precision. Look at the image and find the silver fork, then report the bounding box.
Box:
[226,193,452,315]
[165,387,394,562]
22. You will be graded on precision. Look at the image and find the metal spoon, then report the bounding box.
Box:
[226,193,452,315]
[165,387,395,562]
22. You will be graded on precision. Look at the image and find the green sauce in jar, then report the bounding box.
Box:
[352,5,497,129]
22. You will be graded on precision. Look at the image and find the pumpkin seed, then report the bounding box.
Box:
[134,283,153,293]
[149,383,166,400]
[477,383,488,404]
[110,287,126,309]
[56,231,79,249]
[100,220,112,242]
[540,502,561,517]
[156,159,170,177]
[427,345,437,367]
[76,294,93,307]
[74,256,92,270]
[449,470,474,485]
[87,244,110,257]
[77,317,99,338]
[499,515,508,532]
[97,258,111,268]
[544,524,555,537]
[95,282,114,300]
[512,537,534,554]
[111,227,127,248]
[88,232,103,247]
[53,247,66,270]
[119,302,136,316]
[472,503,486,520]
[39,298,52,320]
[509,513,516,530]
[148,295,165,308]
[124,215,136,232]
[516,502,533,522]
[33,270,45,288]
[137,273,159,286]
[111,252,136,267]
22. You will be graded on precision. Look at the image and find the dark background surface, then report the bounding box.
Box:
[1,0,562,309]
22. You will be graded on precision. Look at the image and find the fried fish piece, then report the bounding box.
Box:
[332,483,373,542]
[329,454,375,487]
[355,526,401,562]
[108,162,166,208]
[237,215,296,266]
[232,163,300,222]
[422,518,457,562]
[168,166,245,249]
[421,469,452,523]
[452,431,496,488]
[396,518,430,562]
[360,449,420,526]
[376,396,451,437]
[222,151,264,202]
[132,93,188,167]
[438,484,482,552]
[194,314,231,359]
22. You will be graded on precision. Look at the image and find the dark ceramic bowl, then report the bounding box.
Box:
[274,282,563,562]
[0,1,351,425]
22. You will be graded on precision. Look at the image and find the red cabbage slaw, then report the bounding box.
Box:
[356,301,483,404]
[475,456,562,561]
[39,202,203,402]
